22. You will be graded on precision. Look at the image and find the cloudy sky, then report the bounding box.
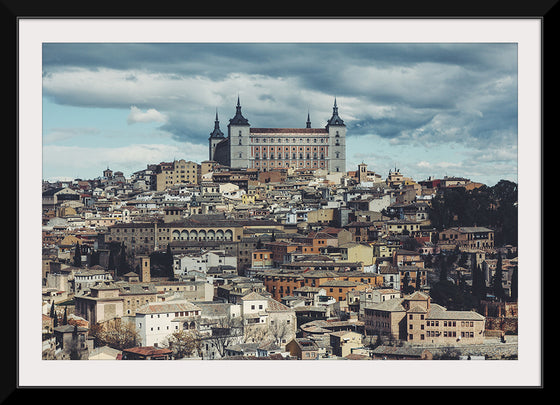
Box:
[42,41,518,186]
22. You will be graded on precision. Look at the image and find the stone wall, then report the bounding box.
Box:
[407,336,518,359]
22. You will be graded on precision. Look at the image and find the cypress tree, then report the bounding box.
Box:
[492,253,505,301]
[166,244,174,279]
[477,264,486,299]
[73,242,82,267]
[63,307,68,325]
[108,248,116,270]
[510,266,518,301]
[439,256,448,282]
[118,242,129,277]
[402,272,412,294]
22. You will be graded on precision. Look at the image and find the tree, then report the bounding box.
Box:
[117,242,130,277]
[50,302,59,327]
[491,253,506,301]
[267,315,295,346]
[430,279,477,311]
[510,266,518,301]
[69,325,81,360]
[438,256,448,283]
[50,302,56,319]
[471,264,486,301]
[90,319,139,350]
[205,314,243,358]
[89,250,100,267]
[73,242,82,267]
[62,307,68,325]
[164,330,201,359]
[428,180,518,247]
[402,272,414,294]
[165,244,174,280]
[107,244,118,271]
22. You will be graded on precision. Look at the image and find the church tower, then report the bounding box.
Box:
[326,98,346,173]
[208,110,225,161]
[228,96,251,169]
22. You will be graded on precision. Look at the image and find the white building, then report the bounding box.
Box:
[134,300,202,347]
[73,268,113,294]
[174,250,237,276]
[241,292,297,346]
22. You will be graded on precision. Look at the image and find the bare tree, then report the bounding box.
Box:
[163,330,202,359]
[90,319,139,350]
[267,317,293,346]
[204,314,243,358]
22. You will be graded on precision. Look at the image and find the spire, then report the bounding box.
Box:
[229,96,250,126]
[209,108,224,139]
[326,97,345,127]
[306,110,311,128]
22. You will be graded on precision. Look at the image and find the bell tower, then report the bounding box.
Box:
[137,255,151,283]
[208,109,225,161]
[228,96,251,169]
[326,98,346,174]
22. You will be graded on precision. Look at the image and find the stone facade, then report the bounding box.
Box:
[155,159,198,191]
[210,98,346,174]
[363,291,486,345]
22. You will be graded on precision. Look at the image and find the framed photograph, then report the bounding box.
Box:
[14,6,548,390]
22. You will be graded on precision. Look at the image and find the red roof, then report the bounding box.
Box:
[250,128,328,134]
[123,346,172,356]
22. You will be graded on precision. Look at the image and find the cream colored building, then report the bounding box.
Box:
[386,220,422,236]
[105,219,245,254]
[438,226,495,251]
[156,159,198,191]
[362,291,485,345]
[337,242,375,266]
[74,282,124,324]
[329,330,363,357]
[307,208,335,225]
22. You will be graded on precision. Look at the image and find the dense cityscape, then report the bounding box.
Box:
[41,101,518,361]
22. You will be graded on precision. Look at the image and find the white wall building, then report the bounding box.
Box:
[174,250,237,276]
[134,300,202,347]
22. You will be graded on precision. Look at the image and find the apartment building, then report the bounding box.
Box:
[155,159,198,191]
[362,291,485,345]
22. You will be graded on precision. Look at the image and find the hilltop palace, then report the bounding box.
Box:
[209,98,346,173]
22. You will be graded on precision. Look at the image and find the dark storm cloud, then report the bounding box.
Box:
[42,42,517,148]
